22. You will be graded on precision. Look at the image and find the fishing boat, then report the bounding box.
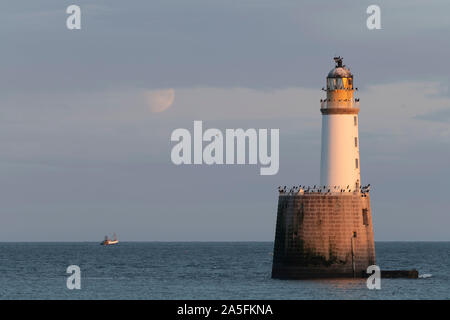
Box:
[101,233,119,245]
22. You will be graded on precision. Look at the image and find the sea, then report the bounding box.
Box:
[0,242,448,300]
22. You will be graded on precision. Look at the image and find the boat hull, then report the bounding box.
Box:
[100,240,119,245]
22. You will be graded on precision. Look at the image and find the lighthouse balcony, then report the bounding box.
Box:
[278,184,371,196]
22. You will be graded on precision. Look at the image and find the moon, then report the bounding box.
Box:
[145,88,175,113]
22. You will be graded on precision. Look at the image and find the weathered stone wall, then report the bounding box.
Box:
[272,193,375,279]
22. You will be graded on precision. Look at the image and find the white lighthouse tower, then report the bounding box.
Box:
[320,57,361,191]
[272,57,375,279]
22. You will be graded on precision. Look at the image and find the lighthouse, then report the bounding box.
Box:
[271,57,375,279]
[320,57,360,191]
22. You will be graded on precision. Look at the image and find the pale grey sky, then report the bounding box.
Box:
[1,0,450,241]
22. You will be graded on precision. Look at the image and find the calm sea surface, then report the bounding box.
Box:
[0,242,448,299]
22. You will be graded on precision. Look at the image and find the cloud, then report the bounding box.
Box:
[414,107,450,123]
[145,88,175,113]
[2,1,449,94]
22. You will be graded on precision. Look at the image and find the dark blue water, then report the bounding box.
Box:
[0,242,448,299]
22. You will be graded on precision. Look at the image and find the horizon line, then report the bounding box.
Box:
[0,240,449,243]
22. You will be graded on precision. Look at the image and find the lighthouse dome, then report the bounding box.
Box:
[327,56,353,78]
[328,66,352,78]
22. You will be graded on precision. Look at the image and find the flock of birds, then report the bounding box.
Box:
[277,184,371,196]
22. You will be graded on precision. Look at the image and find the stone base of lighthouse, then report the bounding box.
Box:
[272,193,375,279]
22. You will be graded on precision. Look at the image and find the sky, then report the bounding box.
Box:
[1,0,450,241]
